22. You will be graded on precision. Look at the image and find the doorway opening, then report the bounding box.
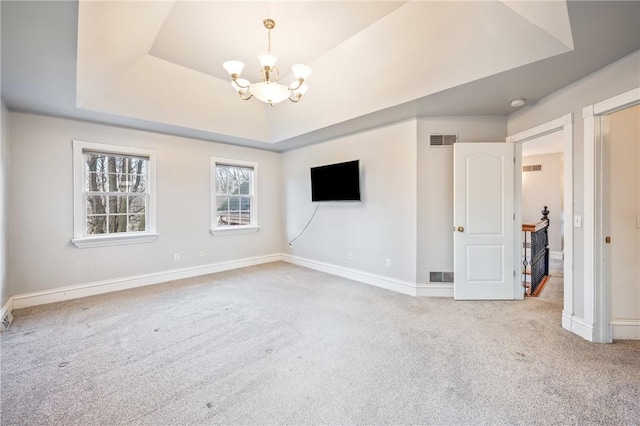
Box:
[521,134,564,298]
[507,114,574,330]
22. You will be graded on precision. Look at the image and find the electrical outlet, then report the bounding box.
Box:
[174,253,180,261]
[385,259,391,268]
[348,252,353,260]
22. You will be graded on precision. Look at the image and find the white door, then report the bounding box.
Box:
[604,105,640,340]
[454,143,516,300]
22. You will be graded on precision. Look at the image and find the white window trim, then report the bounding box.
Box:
[71,140,158,248]
[210,157,260,236]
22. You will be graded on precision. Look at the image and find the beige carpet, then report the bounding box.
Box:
[1,262,639,425]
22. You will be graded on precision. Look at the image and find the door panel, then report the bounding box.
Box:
[454,143,516,300]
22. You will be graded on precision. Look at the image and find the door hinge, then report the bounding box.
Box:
[513,156,516,164]
[513,270,516,277]
[513,213,516,220]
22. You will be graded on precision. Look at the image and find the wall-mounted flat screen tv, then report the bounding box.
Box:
[310,160,361,202]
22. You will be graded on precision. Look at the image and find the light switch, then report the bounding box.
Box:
[574,215,582,228]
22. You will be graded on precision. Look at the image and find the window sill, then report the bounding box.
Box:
[210,225,261,237]
[72,233,159,248]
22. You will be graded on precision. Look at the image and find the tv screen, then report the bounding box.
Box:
[310,160,361,202]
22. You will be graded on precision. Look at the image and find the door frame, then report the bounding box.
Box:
[583,87,640,343]
[507,114,574,320]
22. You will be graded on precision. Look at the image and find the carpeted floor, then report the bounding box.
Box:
[1,262,639,425]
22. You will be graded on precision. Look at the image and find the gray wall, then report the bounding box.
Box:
[1,102,9,308]
[281,120,418,283]
[416,116,506,284]
[8,112,282,294]
[508,49,640,319]
[281,116,507,286]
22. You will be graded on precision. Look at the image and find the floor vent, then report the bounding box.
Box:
[430,272,454,282]
[1,312,13,331]
[523,164,542,172]
[430,134,458,146]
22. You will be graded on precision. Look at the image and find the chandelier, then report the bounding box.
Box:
[222,18,312,105]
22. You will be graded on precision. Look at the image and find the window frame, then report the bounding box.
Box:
[210,157,260,236]
[72,140,158,248]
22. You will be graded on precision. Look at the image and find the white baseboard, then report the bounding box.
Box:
[6,253,456,314]
[550,251,563,261]
[562,311,594,341]
[611,319,640,340]
[281,254,418,296]
[11,254,282,310]
[416,283,454,298]
[561,311,573,331]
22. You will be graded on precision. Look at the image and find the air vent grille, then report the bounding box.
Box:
[430,134,458,146]
[1,312,13,331]
[430,272,454,282]
[523,164,542,172]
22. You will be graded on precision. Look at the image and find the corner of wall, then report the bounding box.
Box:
[1,102,11,311]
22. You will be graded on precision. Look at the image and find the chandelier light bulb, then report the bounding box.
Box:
[223,60,245,77]
[258,54,278,68]
[292,64,312,81]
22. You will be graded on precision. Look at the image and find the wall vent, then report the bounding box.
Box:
[430,134,458,146]
[430,272,454,282]
[523,164,542,172]
[1,312,13,331]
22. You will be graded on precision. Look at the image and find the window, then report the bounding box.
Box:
[211,158,260,236]
[72,140,158,248]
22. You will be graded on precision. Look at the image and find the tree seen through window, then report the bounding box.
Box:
[85,153,148,234]
[216,164,252,226]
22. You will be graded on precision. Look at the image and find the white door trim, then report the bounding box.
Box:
[583,87,640,343]
[507,113,574,329]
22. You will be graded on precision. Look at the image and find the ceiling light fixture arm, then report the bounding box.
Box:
[230,74,248,88]
[289,78,305,91]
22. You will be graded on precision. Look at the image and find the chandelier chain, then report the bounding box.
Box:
[263,18,275,53]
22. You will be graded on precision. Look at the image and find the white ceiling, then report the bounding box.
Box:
[76,0,574,144]
[2,1,640,151]
[149,2,408,83]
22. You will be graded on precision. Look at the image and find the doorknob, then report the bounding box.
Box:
[457,226,464,232]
